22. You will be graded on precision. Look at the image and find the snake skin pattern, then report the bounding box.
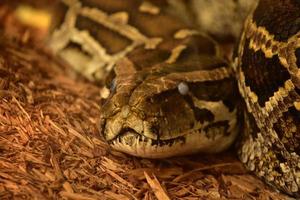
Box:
[236,0,300,196]
[48,0,300,197]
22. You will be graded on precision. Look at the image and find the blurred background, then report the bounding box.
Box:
[0,0,257,45]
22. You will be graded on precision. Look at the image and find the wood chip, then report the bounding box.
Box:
[106,169,136,190]
[144,171,170,200]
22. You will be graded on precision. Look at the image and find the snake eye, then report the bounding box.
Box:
[178,82,189,95]
[101,78,117,100]
[110,78,117,92]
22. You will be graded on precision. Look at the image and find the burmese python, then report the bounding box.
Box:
[48,0,300,197]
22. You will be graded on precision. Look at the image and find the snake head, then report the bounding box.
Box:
[99,56,241,158]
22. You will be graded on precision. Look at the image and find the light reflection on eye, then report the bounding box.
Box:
[178,82,189,95]
[110,78,117,92]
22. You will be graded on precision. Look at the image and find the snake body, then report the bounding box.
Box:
[236,0,300,196]
[48,0,300,197]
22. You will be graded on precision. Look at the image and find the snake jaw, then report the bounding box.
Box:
[100,103,239,158]
[108,126,238,158]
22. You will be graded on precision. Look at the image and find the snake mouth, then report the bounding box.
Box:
[107,126,236,158]
[108,127,185,147]
[108,128,187,158]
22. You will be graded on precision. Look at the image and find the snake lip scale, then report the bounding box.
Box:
[102,119,238,158]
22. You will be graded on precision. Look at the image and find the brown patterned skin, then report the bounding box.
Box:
[49,0,210,82]
[236,0,300,196]
[48,0,241,158]
[93,0,241,158]
[49,0,300,197]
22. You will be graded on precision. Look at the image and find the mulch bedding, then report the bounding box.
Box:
[0,2,292,200]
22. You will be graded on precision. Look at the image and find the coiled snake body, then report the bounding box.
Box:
[49,0,300,197]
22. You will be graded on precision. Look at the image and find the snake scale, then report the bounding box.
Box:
[48,0,300,197]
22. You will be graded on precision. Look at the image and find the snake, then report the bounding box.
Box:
[48,0,300,197]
